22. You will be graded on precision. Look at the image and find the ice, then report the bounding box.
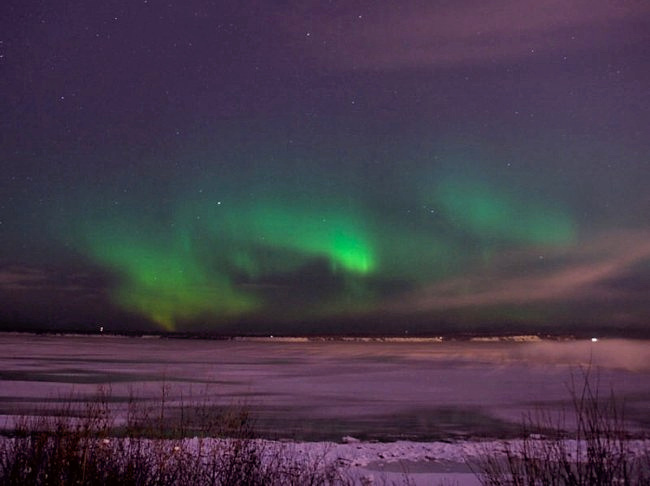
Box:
[0,333,649,484]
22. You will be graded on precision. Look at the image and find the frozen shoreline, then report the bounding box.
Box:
[0,434,487,485]
[1,334,649,484]
[1,334,649,440]
[2,435,647,485]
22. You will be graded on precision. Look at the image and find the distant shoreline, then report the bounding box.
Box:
[0,329,625,342]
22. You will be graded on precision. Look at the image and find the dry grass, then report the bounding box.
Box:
[469,367,650,485]
[0,385,348,485]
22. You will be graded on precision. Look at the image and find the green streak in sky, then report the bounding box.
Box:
[74,193,377,329]
[231,202,376,275]
[64,165,577,330]
[82,225,257,330]
[434,177,575,245]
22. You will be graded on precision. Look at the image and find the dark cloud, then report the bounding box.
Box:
[0,266,99,293]
[383,230,650,314]
[0,266,49,291]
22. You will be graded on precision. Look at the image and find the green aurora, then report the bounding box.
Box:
[2,0,649,336]
[65,168,576,330]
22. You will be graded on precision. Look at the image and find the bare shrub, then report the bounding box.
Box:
[470,367,650,485]
[0,385,348,485]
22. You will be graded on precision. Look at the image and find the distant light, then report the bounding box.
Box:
[99,326,104,333]
[591,337,598,342]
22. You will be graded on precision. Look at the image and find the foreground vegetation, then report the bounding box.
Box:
[0,386,347,486]
[471,368,650,485]
[1,369,649,485]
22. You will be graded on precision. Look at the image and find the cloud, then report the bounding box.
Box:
[0,266,96,293]
[383,230,650,313]
[295,0,649,70]
[0,266,49,291]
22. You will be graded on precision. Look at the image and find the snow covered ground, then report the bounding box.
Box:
[0,333,649,484]
[277,438,489,485]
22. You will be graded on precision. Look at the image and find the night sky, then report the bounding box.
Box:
[1,1,649,334]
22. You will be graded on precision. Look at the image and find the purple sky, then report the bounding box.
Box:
[1,1,649,334]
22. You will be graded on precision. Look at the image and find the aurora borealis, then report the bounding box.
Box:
[1,1,649,334]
